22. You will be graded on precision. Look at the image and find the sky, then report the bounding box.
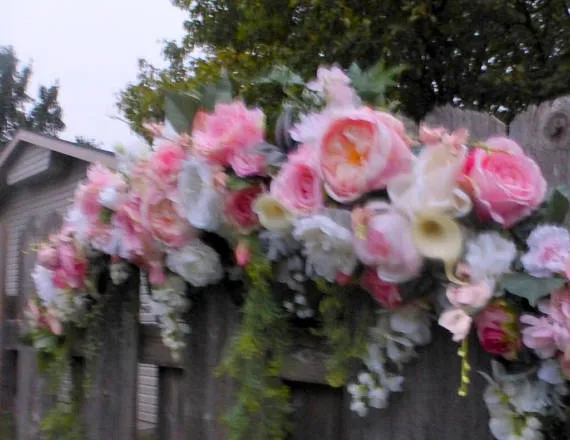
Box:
[2,0,187,149]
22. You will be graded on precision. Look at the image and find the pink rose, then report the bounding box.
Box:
[37,245,59,270]
[307,65,358,107]
[142,188,195,248]
[229,145,266,177]
[113,200,148,260]
[360,268,403,309]
[352,202,422,283]
[192,101,265,166]
[522,226,570,278]
[475,299,522,360]
[54,242,87,289]
[224,185,263,233]
[318,108,413,202]
[271,145,323,216]
[446,279,493,310]
[75,164,126,220]
[439,308,472,342]
[148,141,187,188]
[461,137,547,227]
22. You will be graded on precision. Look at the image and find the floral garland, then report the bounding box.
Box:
[25,64,570,439]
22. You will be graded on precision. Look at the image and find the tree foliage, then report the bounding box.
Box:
[0,46,65,145]
[118,0,570,137]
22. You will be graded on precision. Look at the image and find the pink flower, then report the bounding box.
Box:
[28,301,62,336]
[235,240,251,267]
[520,314,558,358]
[148,261,167,286]
[352,201,422,283]
[318,108,413,202]
[224,185,263,233]
[360,268,403,309]
[446,279,493,310]
[475,299,521,360]
[192,101,265,166]
[521,225,570,278]
[335,271,352,286]
[37,245,58,270]
[229,145,266,177]
[419,124,468,150]
[270,145,323,216]
[142,188,195,248]
[53,242,87,290]
[439,308,472,342]
[461,137,547,227]
[148,141,187,188]
[75,164,126,220]
[560,349,570,379]
[113,200,148,260]
[307,65,358,107]
[549,287,570,348]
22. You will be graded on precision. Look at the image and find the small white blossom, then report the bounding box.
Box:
[166,239,223,287]
[465,232,516,282]
[350,400,368,417]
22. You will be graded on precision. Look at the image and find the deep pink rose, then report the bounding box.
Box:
[475,299,522,360]
[360,268,403,309]
[461,137,546,227]
[318,108,413,202]
[351,202,422,283]
[142,188,195,248]
[192,101,265,166]
[148,141,187,188]
[229,145,266,177]
[224,185,263,233]
[271,145,323,216]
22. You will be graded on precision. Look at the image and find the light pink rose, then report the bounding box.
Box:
[476,299,522,360]
[360,268,403,309]
[446,279,493,310]
[439,308,472,342]
[192,101,265,166]
[223,185,263,233]
[148,141,187,188]
[113,200,148,260]
[318,107,414,202]
[229,145,266,177]
[521,225,570,278]
[75,164,126,220]
[270,145,323,216]
[351,201,422,283]
[142,188,195,248]
[37,245,59,270]
[461,137,547,227]
[307,65,358,107]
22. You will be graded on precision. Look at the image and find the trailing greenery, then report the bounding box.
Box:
[221,244,292,440]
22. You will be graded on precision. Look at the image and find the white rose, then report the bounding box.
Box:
[31,264,57,306]
[166,239,223,287]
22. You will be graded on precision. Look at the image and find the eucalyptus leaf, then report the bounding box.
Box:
[200,70,233,111]
[254,142,286,167]
[499,273,565,306]
[546,187,570,224]
[257,65,304,87]
[164,91,200,134]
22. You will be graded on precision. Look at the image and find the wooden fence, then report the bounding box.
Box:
[0,95,569,440]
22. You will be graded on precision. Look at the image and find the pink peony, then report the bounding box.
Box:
[351,201,422,283]
[192,101,265,166]
[475,299,522,360]
[360,268,403,309]
[318,108,413,202]
[224,185,263,233]
[142,188,195,249]
[461,137,546,227]
[446,279,493,310]
[270,145,323,216]
[521,225,570,278]
[147,141,187,188]
[228,145,266,177]
[439,308,472,342]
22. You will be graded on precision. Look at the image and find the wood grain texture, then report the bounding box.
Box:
[424,105,506,140]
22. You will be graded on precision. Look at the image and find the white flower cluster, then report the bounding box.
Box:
[348,304,432,416]
[150,274,191,358]
[283,292,314,319]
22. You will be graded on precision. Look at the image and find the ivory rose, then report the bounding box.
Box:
[270,145,323,216]
[318,107,413,202]
[224,185,264,233]
[192,101,265,166]
[461,137,547,227]
[475,299,522,360]
[352,201,422,283]
[360,269,403,309]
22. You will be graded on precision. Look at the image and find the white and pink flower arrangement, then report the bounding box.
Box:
[25,64,570,439]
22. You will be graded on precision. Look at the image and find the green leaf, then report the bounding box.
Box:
[200,70,234,111]
[499,273,566,306]
[164,91,200,134]
[226,175,255,191]
[256,65,305,88]
[546,186,570,224]
[35,333,58,351]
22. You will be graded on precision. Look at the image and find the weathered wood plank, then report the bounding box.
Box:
[424,105,506,140]
[85,268,140,440]
[157,367,184,440]
[510,95,570,186]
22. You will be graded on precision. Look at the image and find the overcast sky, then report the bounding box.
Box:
[2,0,187,149]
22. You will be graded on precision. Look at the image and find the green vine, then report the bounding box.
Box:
[221,245,292,440]
[315,280,373,387]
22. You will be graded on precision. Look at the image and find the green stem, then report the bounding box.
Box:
[458,338,471,397]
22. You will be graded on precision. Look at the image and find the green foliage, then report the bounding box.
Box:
[40,402,84,440]
[315,280,372,387]
[499,273,566,306]
[348,60,406,108]
[164,91,201,134]
[221,243,292,440]
[0,46,65,145]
